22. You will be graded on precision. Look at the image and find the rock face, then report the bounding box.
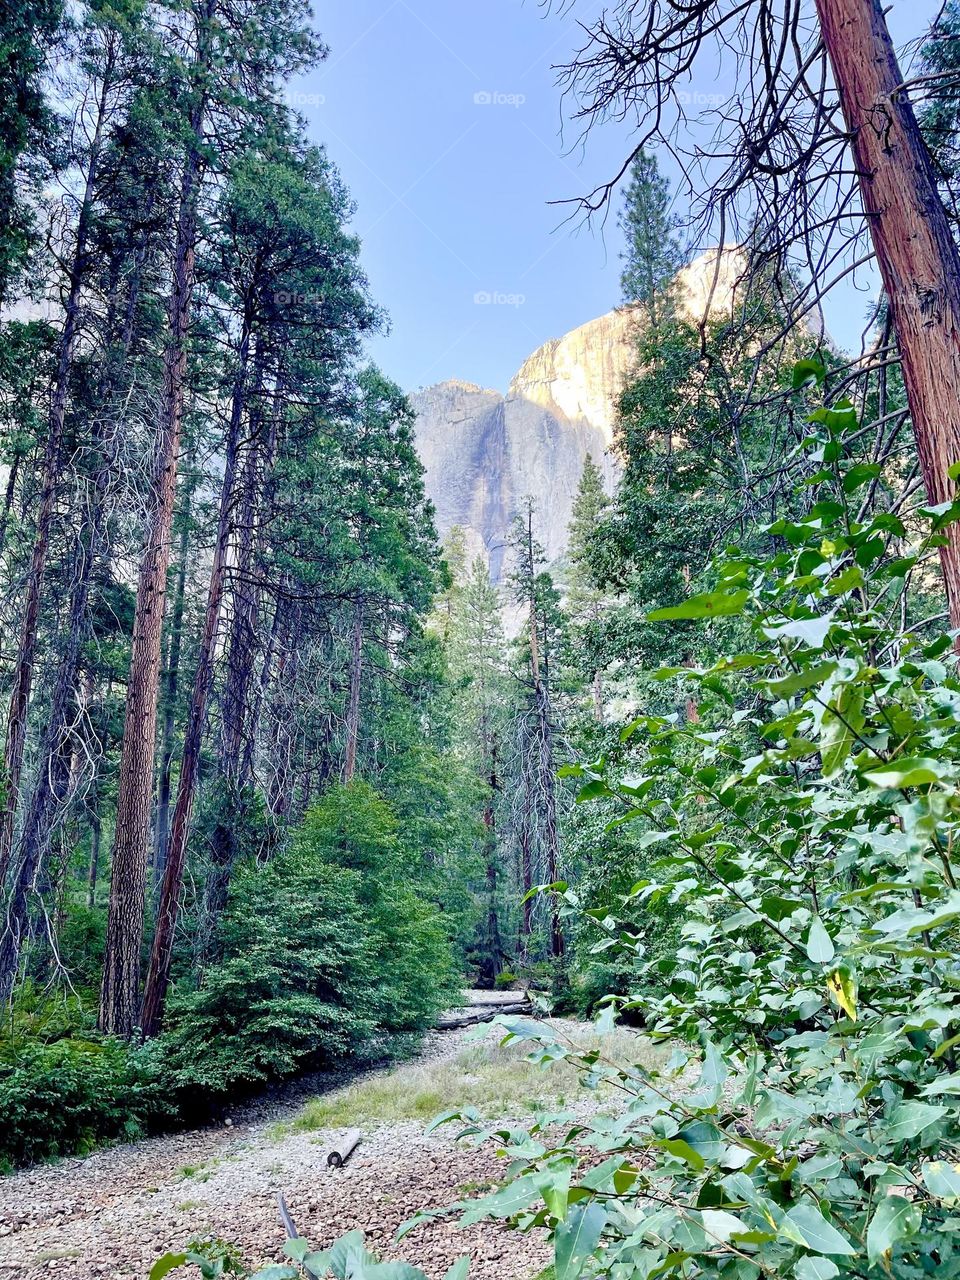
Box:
[412,310,636,576]
[412,249,744,576]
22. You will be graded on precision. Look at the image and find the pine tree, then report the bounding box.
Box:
[142,133,379,1030]
[565,455,610,722]
[0,0,62,304]
[508,501,564,960]
[0,2,141,884]
[618,150,684,325]
[100,0,325,1037]
[920,2,960,216]
[446,555,510,985]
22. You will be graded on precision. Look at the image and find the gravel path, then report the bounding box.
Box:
[0,1008,555,1280]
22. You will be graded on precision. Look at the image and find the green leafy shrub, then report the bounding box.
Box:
[0,1033,168,1169]
[431,386,960,1278]
[159,783,456,1098]
[151,1229,469,1280]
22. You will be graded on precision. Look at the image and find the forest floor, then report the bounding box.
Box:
[0,996,661,1280]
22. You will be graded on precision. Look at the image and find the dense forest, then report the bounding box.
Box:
[4,0,960,1278]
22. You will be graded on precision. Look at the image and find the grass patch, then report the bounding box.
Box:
[293,1025,664,1132]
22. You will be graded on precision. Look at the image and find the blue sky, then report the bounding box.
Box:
[291,0,937,395]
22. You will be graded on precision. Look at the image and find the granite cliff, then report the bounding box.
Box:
[411,249,743,576]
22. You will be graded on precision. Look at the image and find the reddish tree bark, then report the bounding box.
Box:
[153,504,192,886]
[139,317,254,1038]
[814,0,960,630]
[99,3,214,1036]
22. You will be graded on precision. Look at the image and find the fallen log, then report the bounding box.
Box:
[436,1000,532,1030]
[326,1127,362,1168]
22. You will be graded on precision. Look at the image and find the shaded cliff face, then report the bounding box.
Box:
[411,249,745,576]
[412,310,636,574]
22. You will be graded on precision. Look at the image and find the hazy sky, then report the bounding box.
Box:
[290,0,937,395]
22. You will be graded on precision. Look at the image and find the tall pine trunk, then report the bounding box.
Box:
[0,450,23,561]
[153,503,192,885]
[100,6,213,1036]
[140,318,254,1037]
[0,50,115,881]
[524,511,564,960]
[342,598,365,784]
[0,222,149,1000]
[197,360,271,967]
[814,0,960,629]
[479,733,502,988]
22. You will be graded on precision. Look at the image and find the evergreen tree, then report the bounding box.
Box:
[445,555,512,985]
[618,150,684,324]
[100,0,324,1037]
[920,2,960,217]
[565,455,610,722]
[0,0,62,303]
[507,502,564,960]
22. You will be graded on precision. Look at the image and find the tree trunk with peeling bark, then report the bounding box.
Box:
[99,7,213,1035]
[814,0,960,631]
[139,317,254,1037]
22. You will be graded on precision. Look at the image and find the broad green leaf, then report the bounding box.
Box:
[327,1232,372,1280]
[535,1166,571,1219]
[303,1255,331,1276]
[554,1201,607,1280]
[795,1260,839,1280]
[648,590,749,621]
[656,1138,706,1170]
[827,967,858,1021]
[395,1211,446,1242]
[862,758,944,789]
[808,403,857,433]
[493,1017,549,1041]
[676,1121,725,1162]
[701,1209,746,1242]
[426,1109,469,1134]
[250,1269,300,1280]
[700,1040,729,1089]
[922,1160,960,1200]
[842,463,881,493]
[866,1195,921,1265]
[764,614,835,649]
[576,779,611,802]
[806,917,835,965]
[766,662,835,697]
[778,1204,857,1255]
[361,1266,429,1280]
[885,1101,948,1144]
[793,358,827,390]
[459,1174,542,1225]
[442,1261,470,1280]
[150,1258,188,1280]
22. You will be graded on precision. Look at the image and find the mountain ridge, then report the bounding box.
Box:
[411,248,744,576]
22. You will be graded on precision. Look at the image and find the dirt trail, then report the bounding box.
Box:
[0,996,553,1280]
